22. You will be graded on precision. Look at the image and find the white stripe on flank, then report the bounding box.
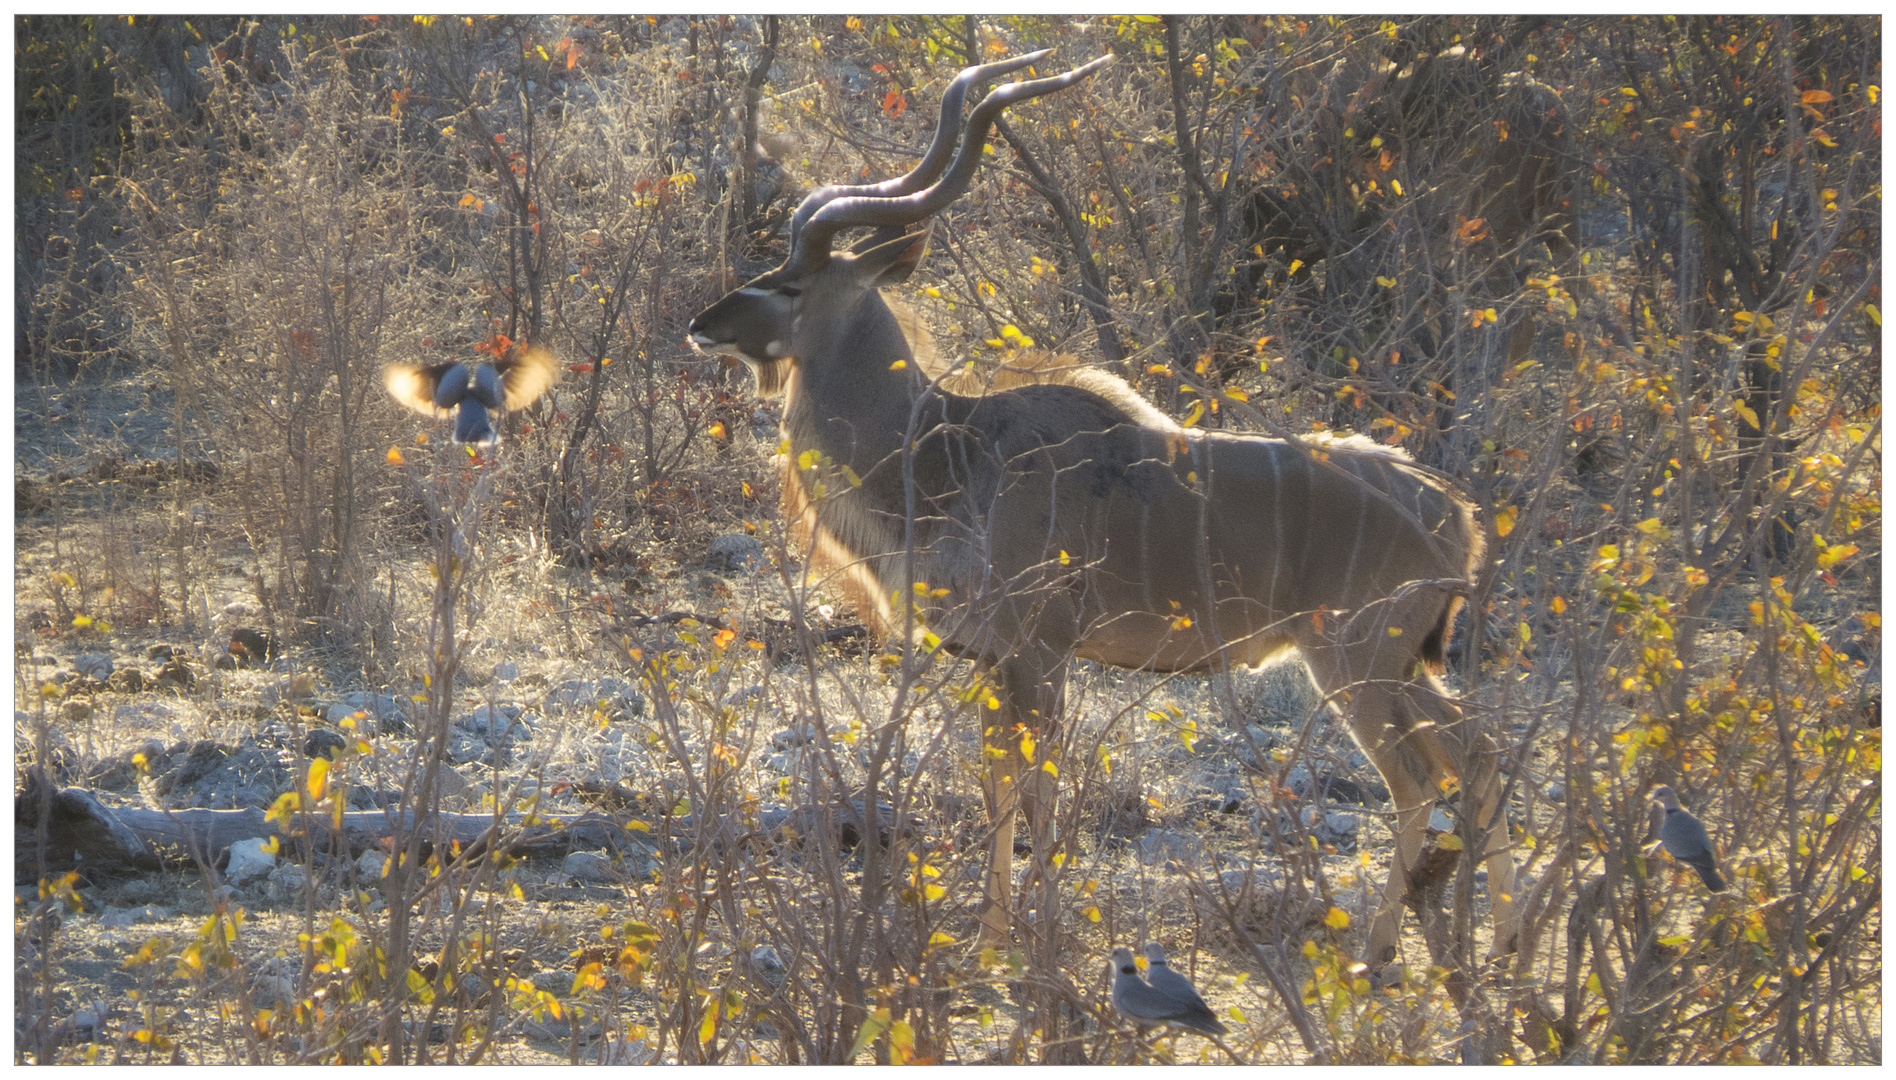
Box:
[1268,442,1283,612]
[1342,456,1368,600]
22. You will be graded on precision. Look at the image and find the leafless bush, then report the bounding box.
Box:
[14,14,1879,1066]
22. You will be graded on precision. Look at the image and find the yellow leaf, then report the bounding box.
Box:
[1390,179,1402,196]
[849,1008,891,1059]
[1816,544,1858,569]
[1376,276,1396,288]
[1865,304,1881,327]
[698,1000,719,1045]
[889,359,907,371]
[1083,905,1101,923]
[1224,387,1248,402]
[1287,259,1303,275]
[1041,760,1058,777]
[1323,906,1351,930]
[890,1020,915,1063]
[1019,730,1036,764]
[306,758,330,800]
[386,447,405,466]
[1550,595,1566,614]
[1494,505,1517,537]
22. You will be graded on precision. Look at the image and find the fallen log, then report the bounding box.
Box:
[15,772,918,882]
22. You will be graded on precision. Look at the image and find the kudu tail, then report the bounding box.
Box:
[1418,483,1487,673]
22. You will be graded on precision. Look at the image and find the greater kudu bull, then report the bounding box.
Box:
[688,52,1519,972]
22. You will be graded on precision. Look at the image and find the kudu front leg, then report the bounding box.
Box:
[976,688,1021,950]
[974,654,1067,951]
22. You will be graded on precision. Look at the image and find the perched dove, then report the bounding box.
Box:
[384,344,560,445]
[1651,785,1727,891]
[1110,946,1227,1036]
[1141,942,1226,1034]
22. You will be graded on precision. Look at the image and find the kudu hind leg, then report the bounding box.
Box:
[1347,682,1452,969]
[1425,680,1521,960]
[1400,672,1523,962]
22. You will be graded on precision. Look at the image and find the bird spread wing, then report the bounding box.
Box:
[383,361,461,418]
[496,345,561,411]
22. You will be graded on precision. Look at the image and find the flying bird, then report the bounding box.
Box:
[384,344,560,445]
[1141,942,1227,1034]
[1651,785,1727,891]
[1110,946,1227,1036]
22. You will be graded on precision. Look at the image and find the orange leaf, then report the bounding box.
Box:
[882,89,907,118]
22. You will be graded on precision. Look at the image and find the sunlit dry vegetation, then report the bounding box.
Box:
[15,15,1879,1064]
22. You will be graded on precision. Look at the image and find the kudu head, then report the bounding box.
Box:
[688,51,1112,390]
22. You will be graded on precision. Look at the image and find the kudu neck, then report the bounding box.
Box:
[788,288,936,464]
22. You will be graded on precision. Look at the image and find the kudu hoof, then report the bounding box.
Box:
[1368,961,1408,991]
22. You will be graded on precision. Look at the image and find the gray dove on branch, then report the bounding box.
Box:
[1110,946,1227,1036]
[1652,785,1727,891]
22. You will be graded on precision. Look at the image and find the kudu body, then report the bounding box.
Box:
[690,54,1519,969]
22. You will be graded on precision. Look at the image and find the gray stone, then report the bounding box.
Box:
[447,730,513,767]
[768,719,820,749]
[723,685,765,708]
[116,878,160,906]
[1134,829,1200,866]
[74,652,114,681]
[531,969,574,997]
[98,904,172,929]
[455,704,529,741]
[224,838,278,885]
[562,851,619,883]
[748,944,788,990]
[267,862,309,904]
[328,694,410,735]
[355,849,388,881]
[707,533,765,573]
[545,677,643,718]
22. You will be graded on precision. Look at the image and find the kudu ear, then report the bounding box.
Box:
[850,225,931,287]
